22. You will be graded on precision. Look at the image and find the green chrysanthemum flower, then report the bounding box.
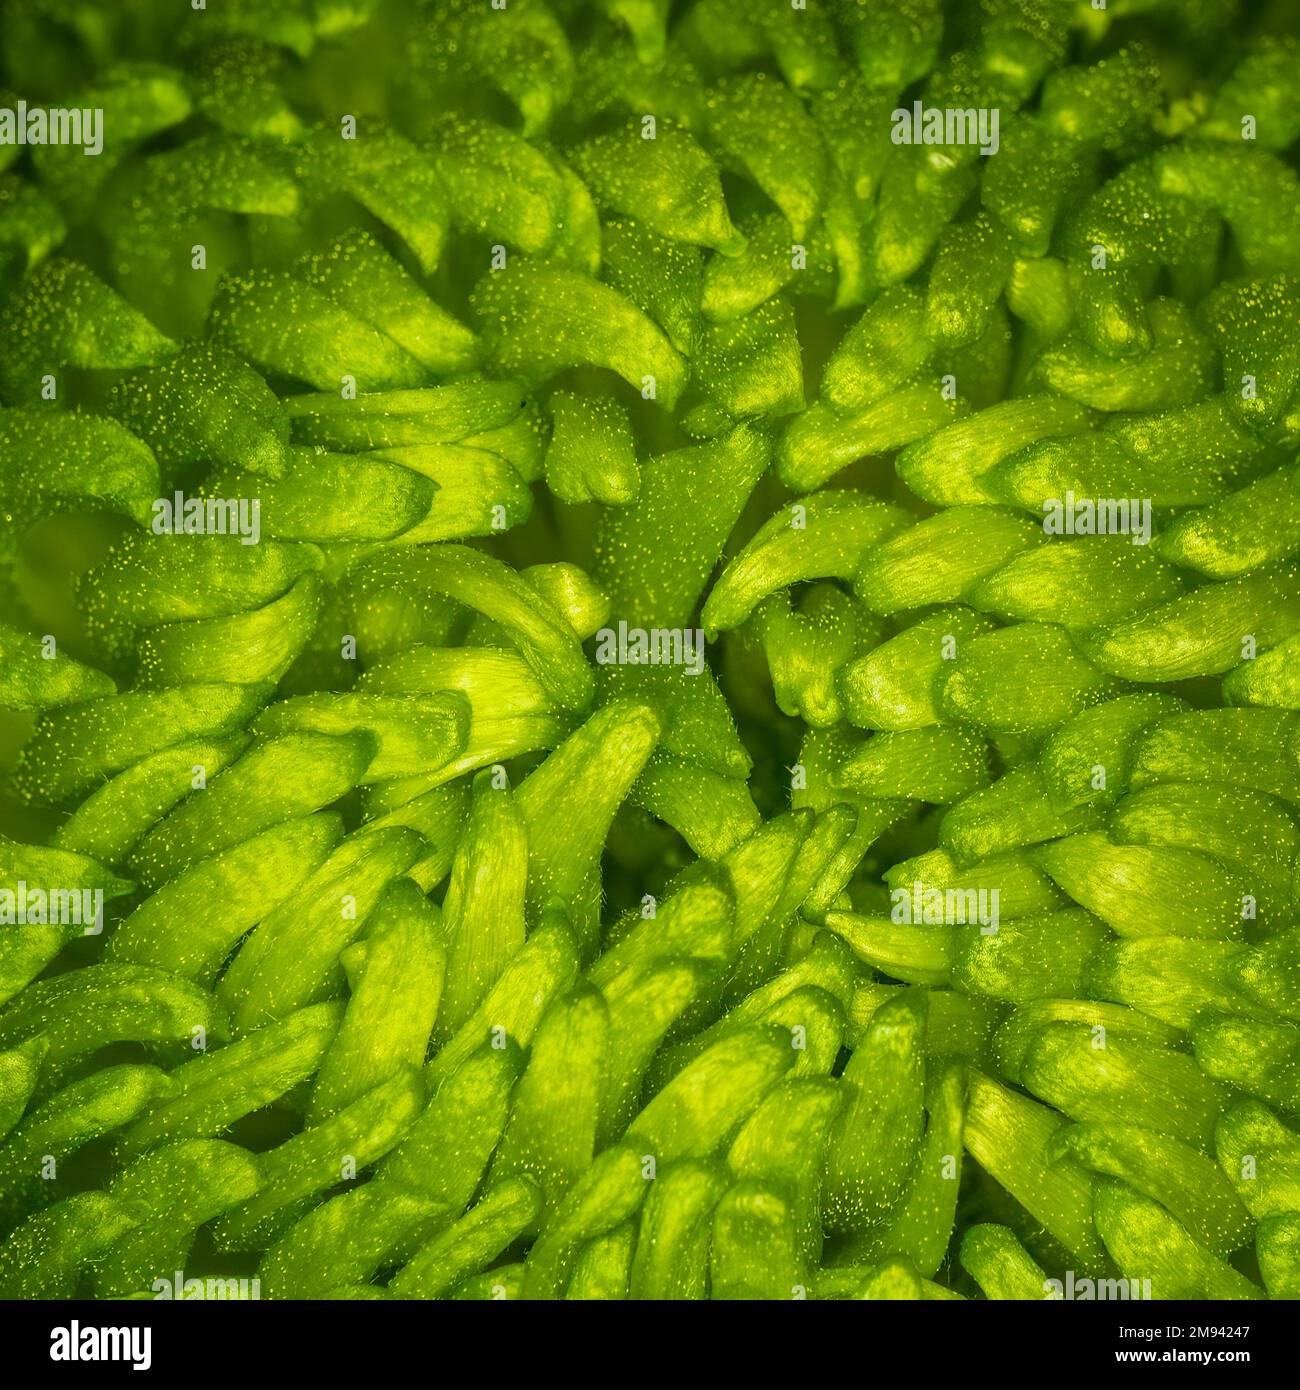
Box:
[0,0,1298,1306]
